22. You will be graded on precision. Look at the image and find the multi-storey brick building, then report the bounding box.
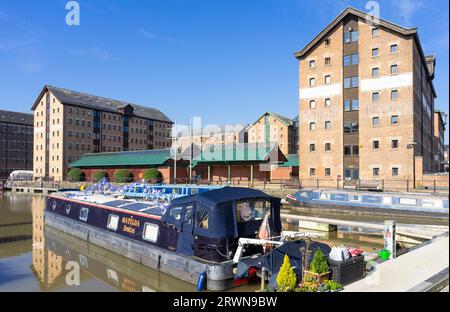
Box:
[0,110,34,180]
[31,85,173,181]
[295,7,438,183]
[433,110,447,172]
[247,112,297,156]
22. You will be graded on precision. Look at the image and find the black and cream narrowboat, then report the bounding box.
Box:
[45,187,282,290]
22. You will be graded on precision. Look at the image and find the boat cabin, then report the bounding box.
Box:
[161,187,282,262]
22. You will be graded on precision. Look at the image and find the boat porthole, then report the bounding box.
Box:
[66,204,71,215]
[52,200,57,210]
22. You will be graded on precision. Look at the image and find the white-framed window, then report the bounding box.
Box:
[143,223,159,243]
[309,60,316,68]
[325,98,331,107]
[325,75,331,85]
[79,207,89,222]
[107,214,120,231]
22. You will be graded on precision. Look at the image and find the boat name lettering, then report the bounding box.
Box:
[122,217,140,227]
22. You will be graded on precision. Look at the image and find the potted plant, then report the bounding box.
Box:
[276,255,297,292]
[318,280,343,292]
[304,249,331,284]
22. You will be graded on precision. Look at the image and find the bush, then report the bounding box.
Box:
[276,255,297,292]
[67,168,85,182]
[93,171,108,182]
[310,249,329,274]
[143,168,162,182]
[114,169,133,183]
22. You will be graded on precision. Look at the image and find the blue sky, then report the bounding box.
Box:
[0,0,448,141]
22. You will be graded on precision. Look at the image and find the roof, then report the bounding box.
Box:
[32,85,173,123]
[0,109,33,126]
[172,187,275,206]
[293,7,436,96]
[193,143,287,165]
[176,124,247,137]
[69,149,173,168]
[278,154,299,167]
[251,112,293,127]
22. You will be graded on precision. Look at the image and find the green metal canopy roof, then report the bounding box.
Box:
[69,149,173,168]
[279,154,299,167]
[193,143,287,165]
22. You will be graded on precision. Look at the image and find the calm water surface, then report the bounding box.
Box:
[0,192,384,292]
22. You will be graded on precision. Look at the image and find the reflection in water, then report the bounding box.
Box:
[0,193,386,292]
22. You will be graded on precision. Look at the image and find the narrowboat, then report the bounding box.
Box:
[121,183,223,201]
[286,189,449,219]
[44,187,282,290]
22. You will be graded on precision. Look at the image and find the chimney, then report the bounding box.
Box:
[425,55,436,80]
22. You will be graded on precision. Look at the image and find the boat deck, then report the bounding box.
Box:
[53,192,167,217]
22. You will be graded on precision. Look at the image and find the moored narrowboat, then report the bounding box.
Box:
[44,187,282,290]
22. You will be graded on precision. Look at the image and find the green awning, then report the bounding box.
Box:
[69,149,172,168]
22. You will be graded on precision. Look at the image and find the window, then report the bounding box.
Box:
[309,100,316,109]
[309,168,316,176]
[391,64,398,74]
[352,99,359,110]
[372,27,380,37]
[391,115,399,124]
[373,140,380,149]
[325,57,331,66]
[372,67,379,78]
[325,168,331,176]
[325,143,331,151]
[142,223,159,243]
[352,53,359,65]
[196,205,209,229]
[344,100,351,111]
[344,122,358,133]
[353,145,359,155]
[390,44,398,53]
[392,139,399,149]
[372,48,379,57]
[344,76,358,89]
[309,60,316,68]
[372,117,380,126]
[392,167,399,177]
[236,200,268,223]
[325,121,331,130]
[344,55,351,67]
[344,31,351,43]
[351,30,358,42]
[344,146,351,155]
[107,215,119,231]
[309,78,316,87]
[391,90,399,100]
[372,92,380,102]
[309,122,316,131]
[324,98,331,107]
[325,75,331,85]
[309,144,316,152]
[344,53,358,66]
[79,208,89,222]
[325,38,331,46]
[373,168,380,177]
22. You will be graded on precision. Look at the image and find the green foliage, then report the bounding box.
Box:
[276,255,297,292]
[143,168,162,181]
[67,168,85,182]
[113,169,133,183]
[310,249,329,274]
[318,280,343,292]
[93,171,108,182]
[295,284,318,292]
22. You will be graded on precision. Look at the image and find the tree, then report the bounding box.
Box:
[67,168,85,182]
[310,249,329,274]
[276,255,297,292]
[114,169,133,183]
[93,170,108,182]
[143,168,162,182]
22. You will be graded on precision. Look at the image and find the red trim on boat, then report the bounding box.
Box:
[47,195,162,220]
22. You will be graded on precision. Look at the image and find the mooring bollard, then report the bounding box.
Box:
[383,220,396,259]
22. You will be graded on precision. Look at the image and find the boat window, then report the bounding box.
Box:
[170,206,183,221]
[79,207,89,222]
[349,195,360,202]
[399,198,417,206]
[422,200,436,208]
[236,200,269,223]
[184,205,193,224]
[142,223,159,243]
[196,205,209,229]
[107,214,120,231]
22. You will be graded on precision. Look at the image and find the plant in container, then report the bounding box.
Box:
[304,249,331,284]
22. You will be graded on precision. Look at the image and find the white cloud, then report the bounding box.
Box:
[395,0,425,25]
[70,46,115,62]
[138,28,182,44]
